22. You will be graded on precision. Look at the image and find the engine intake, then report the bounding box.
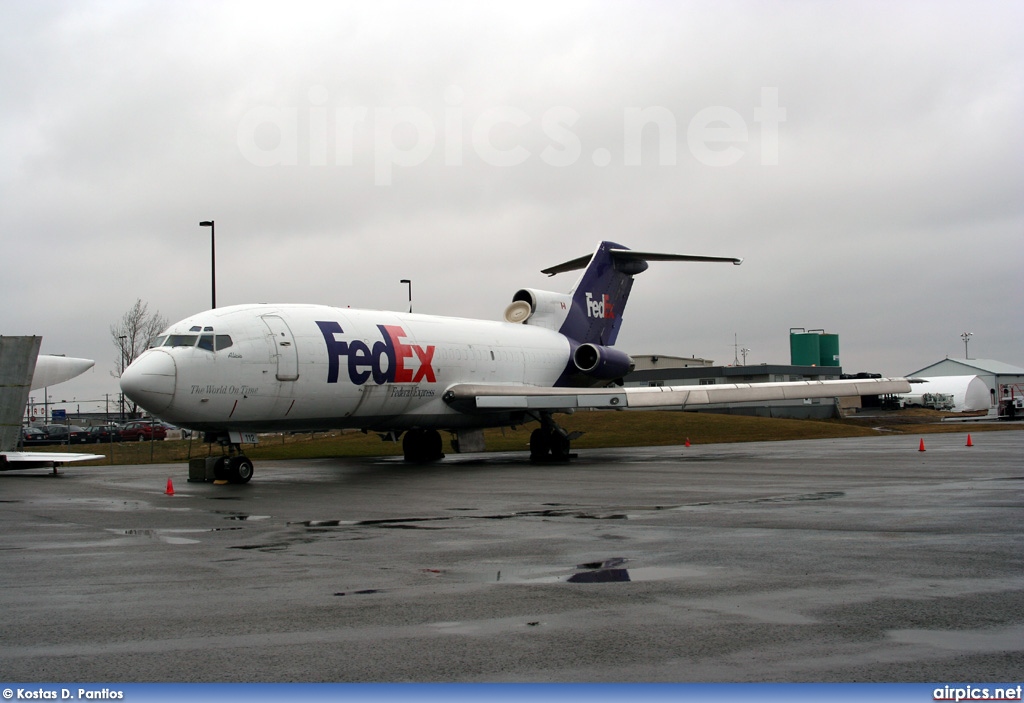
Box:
[503,288,573,330]
[572,343,635,381]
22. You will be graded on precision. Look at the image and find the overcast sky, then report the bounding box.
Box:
[2,0,1021,413]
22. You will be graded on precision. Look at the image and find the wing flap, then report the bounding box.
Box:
[444,378,912,412]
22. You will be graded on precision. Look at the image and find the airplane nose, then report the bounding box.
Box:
[120,350,177,414]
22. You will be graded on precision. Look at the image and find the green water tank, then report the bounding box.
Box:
[819,333,840,366]
[789,331,820,366]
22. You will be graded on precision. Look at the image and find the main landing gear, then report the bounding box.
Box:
[529,412,575,463]
[402,429,445,463]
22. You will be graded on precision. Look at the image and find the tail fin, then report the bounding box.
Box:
[544,241,742,346]
[0,336,41,452]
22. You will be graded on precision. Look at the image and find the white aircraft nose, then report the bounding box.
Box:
[120,350,177,414]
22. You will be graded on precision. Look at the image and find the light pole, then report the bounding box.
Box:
[199,220,216,308]
[961,331,973,359]
[400,279,412,313]
[740,347,750,365]
[119,335,127,421]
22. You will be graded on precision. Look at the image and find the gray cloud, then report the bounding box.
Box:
[2,0,1021,410]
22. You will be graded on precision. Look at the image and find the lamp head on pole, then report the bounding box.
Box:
[400,279,412,313]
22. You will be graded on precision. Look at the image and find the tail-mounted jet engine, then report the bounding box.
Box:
[572,343,634,382]
[503,288,573,331]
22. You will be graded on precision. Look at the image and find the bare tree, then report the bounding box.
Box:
[110,300,168,414]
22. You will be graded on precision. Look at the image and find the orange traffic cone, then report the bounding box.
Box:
[165,477,174,495]
[966,434,973,447]
[918,438,926,452]
[685,437,691,447]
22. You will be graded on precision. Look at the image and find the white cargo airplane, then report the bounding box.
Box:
[120,241,911,482]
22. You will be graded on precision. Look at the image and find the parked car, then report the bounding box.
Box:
[157,422,190,439]
[120,421,167,441]
[21,426,51,446]
[85,424,122,443]
[43,424,89,444]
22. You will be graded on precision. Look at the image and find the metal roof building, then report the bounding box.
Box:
[906,358,1024,413]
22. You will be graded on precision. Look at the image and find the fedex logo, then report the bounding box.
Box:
[585,292,615,320]
[316,321,436,385]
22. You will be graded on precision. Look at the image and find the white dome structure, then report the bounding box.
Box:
[901,375,990,412]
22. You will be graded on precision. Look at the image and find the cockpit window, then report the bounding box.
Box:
[150,331,231,352]
[164,334,198,347]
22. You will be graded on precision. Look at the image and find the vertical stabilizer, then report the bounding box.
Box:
[540,241,743,347]
[0,337,41,451]
[554,241,643,346]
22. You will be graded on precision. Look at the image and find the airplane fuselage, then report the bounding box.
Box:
[118,241,909,480]
[124,303,574,433]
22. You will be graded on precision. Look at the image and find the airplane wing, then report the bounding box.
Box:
[1,452,105,470]
[442,377,912,412]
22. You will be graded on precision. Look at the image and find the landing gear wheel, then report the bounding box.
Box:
[530,428,551,462]
[403,429,445,463]
[212,456,228,480]
[530,415,572,463]
[227,455,254,484]
[550,431,571,460]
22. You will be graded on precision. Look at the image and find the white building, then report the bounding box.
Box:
[906,359,1024,411]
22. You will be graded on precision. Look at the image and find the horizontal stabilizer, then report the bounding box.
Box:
[542,248,742,276]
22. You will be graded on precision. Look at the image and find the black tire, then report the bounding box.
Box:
[530,428,551,462]
[403,429,444,462]
[550,431,571,460]
[213,456,228,480]
[402,430,423,462]
[227,456,254,484]
[425,429,443,461]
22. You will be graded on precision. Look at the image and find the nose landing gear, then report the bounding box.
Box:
[192,432,254,484]
[218,454,254,483]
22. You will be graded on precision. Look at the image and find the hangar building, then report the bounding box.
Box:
[906,358,1024,414]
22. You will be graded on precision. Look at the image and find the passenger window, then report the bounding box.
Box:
[215,335,233,351]
[197,335,214,351]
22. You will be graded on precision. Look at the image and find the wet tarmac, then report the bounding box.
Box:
[1,432,1022,682]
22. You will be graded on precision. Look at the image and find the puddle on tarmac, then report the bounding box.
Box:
[679,491,845,508]
[290,509,628,530]
[108,527,242,545]
[333,589,385,596]
[485,558,711,584]
[889,624,1024,652]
